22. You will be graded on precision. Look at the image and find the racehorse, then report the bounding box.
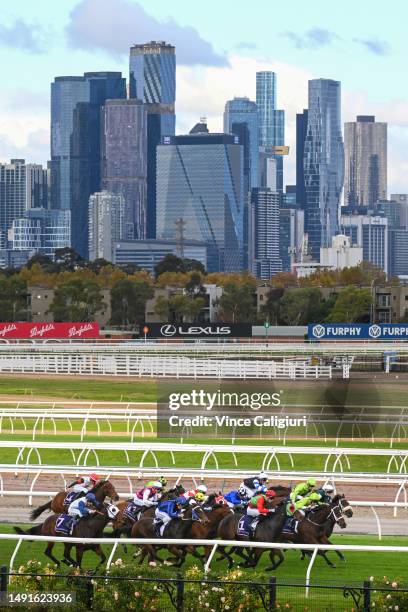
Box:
[184,495,233,563]
[110,484,185,539]
[15,503,119,568]
[131,502,209,566]
[29,480,119,520]
[299,494,353,563]
[278,497,348,569]
[216,497,287,570]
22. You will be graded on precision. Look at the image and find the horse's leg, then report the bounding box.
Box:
[320,534,345,562]
[265,549,285,571]
[75,545,85,568]
[62,543,77,566]
[44,543,60,567]
[93,545,106,568]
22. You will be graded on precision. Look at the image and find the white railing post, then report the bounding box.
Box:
[305,547,318,598]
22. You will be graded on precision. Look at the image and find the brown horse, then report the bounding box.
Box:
[216,497,287,569]
[15,503,119,568]
[187,500,233,563]
[30,480,119,520]
[277,498,348,569]
[131,502,209,566]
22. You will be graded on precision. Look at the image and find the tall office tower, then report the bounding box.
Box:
[224,97,258,269]
[0,159,26,248]
[296,109,308,209]
[25,164,49,210]
[340,212,388,274]
[10,209,70,258]
[129,41,176,238]
[256,71,285,192]
[156,130,244,272]
[279,207,305,272]
[391,194,408,229]
[101,100,147,240]
[250,188,281,279]
[344,115,387,206]
[88,191,125,262]
[304,79,344,260]
[51,72,126,257]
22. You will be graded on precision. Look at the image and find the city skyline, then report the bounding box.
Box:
[0,0,407,194]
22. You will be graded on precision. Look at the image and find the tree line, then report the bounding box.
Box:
[0,250,397,326]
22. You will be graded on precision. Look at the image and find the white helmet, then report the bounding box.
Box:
[197,485,208,494]
[152,481,163,489]
[258,472,268,482]
[238,485,247,496]
[322,484,334,493]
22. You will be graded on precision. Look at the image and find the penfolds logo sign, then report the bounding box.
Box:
[30,323,56,338]
[0,322,99,339]
[68,323,94,338]
[0,324,17,337]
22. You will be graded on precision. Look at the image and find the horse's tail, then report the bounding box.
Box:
[14,524,43,536]
[30,500,52,521]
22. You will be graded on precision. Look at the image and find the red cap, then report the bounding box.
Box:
[266,489,276,498]
[90,473,100,482]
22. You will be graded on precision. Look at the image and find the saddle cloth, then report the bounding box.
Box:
[63,491,78,506]
[124,502,142,522]
[237,515,253,537]
[282,517,298,535]
[55,513,74,536]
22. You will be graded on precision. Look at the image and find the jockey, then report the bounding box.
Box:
[182,484,208,504]
[154,496,188,533]
[68,473,101,495]
[289,478,317,503]
[224,486,248,509]
[132,481,163,510]
[240,473,269,499]
[246,490,276,519]
[289,492,322,517]
[68,492,101,520]
[316,484,335,503]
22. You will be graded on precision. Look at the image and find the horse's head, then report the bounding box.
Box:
[103,502,120,521]
[329,501,347,529]
[190,502,210,525]
[335,494,353,518]
[92,480,120,502]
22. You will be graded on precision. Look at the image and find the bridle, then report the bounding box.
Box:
[306,503,344,526]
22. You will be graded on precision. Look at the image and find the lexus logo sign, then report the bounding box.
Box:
[160,324,177,337]
[141,323,252,338]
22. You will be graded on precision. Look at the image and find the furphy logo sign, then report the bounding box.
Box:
[308,323,408,340]
[0,322,99,339]
[142,323,253,338]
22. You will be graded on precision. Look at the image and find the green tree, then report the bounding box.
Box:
[168,294,190,323]
[54,247,85,272]
[153,295,170,321]
[110,279,154,326]
[215,282,256,322]
[183,296,206,322]
[279,288,322,325]
[261,288,284,325]
[47,278,105,322]
[326,286,372,323]
[154,254,206,279]
[0,277,28,321]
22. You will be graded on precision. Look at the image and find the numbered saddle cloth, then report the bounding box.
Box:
[55,513,74,536]
[282,517,298,534]
[237,515,252,537]
[124,502,142,522]
[64,491,78,506]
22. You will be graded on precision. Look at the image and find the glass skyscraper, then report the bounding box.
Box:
[250,188,282,279]
[344,115,387,207]
[256,71,285,192]
[156,132,244,272]
[304,79,344,260]
[129,41,176,238]
[296,109,308,209]
[50,72,126,257]
[101,99,147,241]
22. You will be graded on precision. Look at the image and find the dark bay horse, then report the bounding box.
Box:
[131,502,209,566]
[30,480,119,520]
[15,503,119,568]
[217,498,288,570]
[279,498,348,569]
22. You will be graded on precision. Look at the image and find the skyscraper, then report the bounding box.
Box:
[250,188,281,279]
[341,212,388,273]
[156,130,244,272]
[129,41,176,238]
[296,109,308,209]
[88,191,125,262]
[101,99,147,241]
[304,79,344,260]
[344,116,387,207]
[50,72,126,257]
[256,71,285,191]
[224,97,258,193]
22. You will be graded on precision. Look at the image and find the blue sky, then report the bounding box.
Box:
[1,0,407,191]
